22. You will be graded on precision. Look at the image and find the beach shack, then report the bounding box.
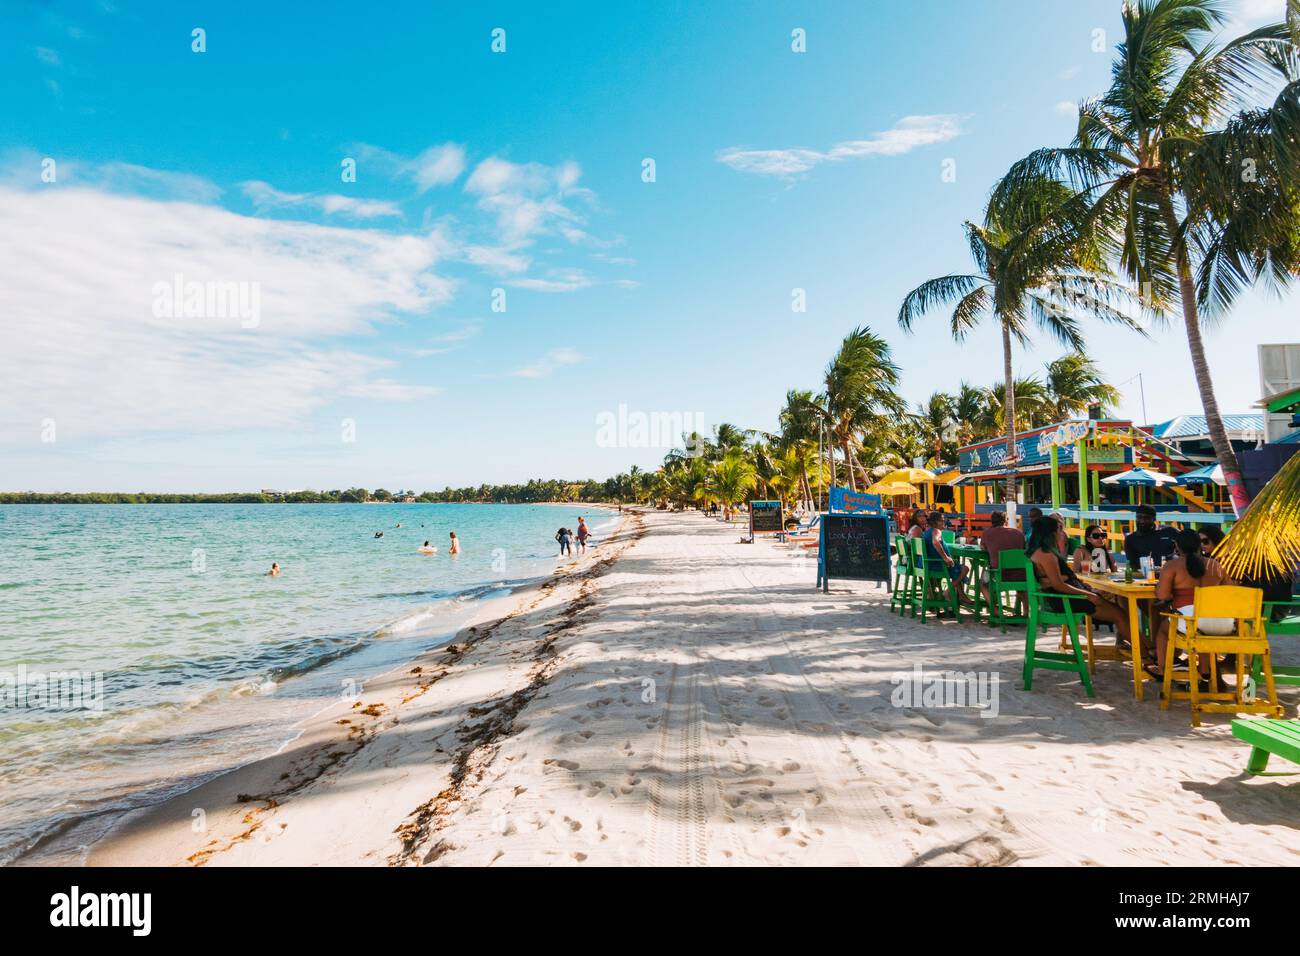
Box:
[953,419,1144,511]
[949,418,1244,545]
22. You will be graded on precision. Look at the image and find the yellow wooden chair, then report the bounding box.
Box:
[1160,586,1283,727]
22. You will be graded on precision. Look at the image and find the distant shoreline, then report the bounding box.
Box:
[0,496,627,506]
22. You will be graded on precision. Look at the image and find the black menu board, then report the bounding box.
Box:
[817,513,891,591]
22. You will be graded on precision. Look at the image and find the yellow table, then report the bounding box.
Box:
[1082,573,1158,700]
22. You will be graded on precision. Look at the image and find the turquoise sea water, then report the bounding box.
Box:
[0,502,617,863]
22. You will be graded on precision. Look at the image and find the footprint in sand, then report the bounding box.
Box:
[544,758,580,771]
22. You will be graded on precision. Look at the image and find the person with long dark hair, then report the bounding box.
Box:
[1071,524,1117,574]
[906,510,928,540]
[1198,525,1225,557]
[1027,516,1130,646]
[1150,529,1234,685]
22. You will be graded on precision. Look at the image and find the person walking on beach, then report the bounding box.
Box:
[556,526,572,556]
[576,517,590,553]
[448,531,460,555]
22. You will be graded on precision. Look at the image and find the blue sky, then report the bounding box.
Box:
[1,0,1293,492]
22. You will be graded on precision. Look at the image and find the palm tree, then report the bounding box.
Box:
[779,388,826,510]
[821,326,907,491]
[1044,353,1121,421]
[987,377,1052,432]
[951,382,991,444]
[708,451,756,519]
[994,0,1299,513]
[915,391,957,466]
[899,177,1142,502]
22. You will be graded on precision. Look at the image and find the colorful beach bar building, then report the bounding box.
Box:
[951,418,1223,513]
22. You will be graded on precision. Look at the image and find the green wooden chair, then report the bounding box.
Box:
[988,549,1030,634]
[1023,563,1095,697]
[1252,599,1300,687]
[940,529,956,545]
[890,534,916,617]
[910,535,960,623]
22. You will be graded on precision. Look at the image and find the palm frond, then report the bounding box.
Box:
[897,274,985,331]
[1217,447,1300,580]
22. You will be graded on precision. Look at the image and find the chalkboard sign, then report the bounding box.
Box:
[817,513,892,592]
[749,500,783,535]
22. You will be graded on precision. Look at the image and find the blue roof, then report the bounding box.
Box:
[1276,430,1300,444]
[1149,414,1263,439]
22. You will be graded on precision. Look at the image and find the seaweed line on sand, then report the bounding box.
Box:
[389,512,645,865]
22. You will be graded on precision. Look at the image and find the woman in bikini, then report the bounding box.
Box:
[1027,516,1130,649]
[1148,529,1234,686]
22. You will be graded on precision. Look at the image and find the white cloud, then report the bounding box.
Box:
[464,157,592,246]
[36,47,61,66]
[507,268,593,292]
[352,142,466,192]
[716,114,963,177]
[463,244,531,274]
[0,183,451,441]
[240,180,403,219]
[1055,100,1078,116]
[49,160,224,203]
[508,347,584,378]
[1237,0,1286,23]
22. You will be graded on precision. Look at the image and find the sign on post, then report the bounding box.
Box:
[817,513,892,592]
[829,486,882,514]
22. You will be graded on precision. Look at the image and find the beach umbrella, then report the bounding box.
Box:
[1175,463,1225,486]
[866,480,921,496]
[1100,467,1178,487]
[880,467,937,484]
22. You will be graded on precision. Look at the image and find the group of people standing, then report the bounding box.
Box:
[556,517,591,556]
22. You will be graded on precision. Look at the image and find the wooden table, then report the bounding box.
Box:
[1081,573,1158,700]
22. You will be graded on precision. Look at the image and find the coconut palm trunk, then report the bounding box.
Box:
[1160,200,1251,515]
[1000,319,1019,505]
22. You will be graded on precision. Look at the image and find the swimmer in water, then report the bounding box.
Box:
[419,540,437,554]
[448,531,460,555]
[267,562,280,577]
[374,531,384,538]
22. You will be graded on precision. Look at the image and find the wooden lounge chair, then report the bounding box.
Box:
[1232,718,1300,774]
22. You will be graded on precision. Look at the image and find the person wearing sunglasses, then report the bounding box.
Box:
[1198,525,1225,556]
[1071,524,1117,574]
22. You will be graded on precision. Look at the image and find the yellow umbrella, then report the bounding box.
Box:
[881,467,937,484]
[866,481,921,496]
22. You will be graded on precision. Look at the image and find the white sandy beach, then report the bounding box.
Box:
[68,509,1300,867]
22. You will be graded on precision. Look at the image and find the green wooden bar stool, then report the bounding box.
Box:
[1253,599,1300,687]
[1023,567,1095,697]
[989,549,1030,634]
[911,535,960,623]
[890,535,916,616]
